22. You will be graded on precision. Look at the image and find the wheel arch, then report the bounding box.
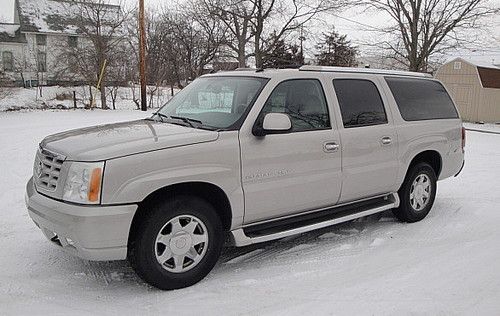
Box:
[128,181,233,247]
[407,150,442,179]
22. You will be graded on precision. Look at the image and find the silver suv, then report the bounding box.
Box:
[25,66,465,290]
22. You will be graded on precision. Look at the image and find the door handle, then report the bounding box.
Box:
[381,136,392,145]
[324,142,340,152]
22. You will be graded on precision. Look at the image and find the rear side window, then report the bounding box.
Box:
[333,79,388,128]
[385,77,459,121]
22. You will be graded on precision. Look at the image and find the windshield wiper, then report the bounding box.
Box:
[170,115,203,128]
[151,112,170,122]
[151,113,219,131]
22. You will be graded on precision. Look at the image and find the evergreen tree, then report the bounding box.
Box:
[315,29,358,67]
[262,34,304,69]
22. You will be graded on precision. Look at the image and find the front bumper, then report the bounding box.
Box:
[25,177,137,261]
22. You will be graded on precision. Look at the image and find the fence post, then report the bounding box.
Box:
[73,90,77,109]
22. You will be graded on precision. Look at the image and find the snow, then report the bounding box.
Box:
[1,111,500,314]
[0,86,177,111]
[0,23,20,36]
[464,122,500,134]
[17,0,120,35]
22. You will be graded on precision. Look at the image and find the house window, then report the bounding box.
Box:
[2,51,14,72]
[453,61,462,70]
[36,34,47,46]
[68,36,78,48]
[37,51,47,72]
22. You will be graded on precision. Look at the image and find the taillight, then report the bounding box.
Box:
[461,126,466,151]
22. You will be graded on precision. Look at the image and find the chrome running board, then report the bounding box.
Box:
[230,193,400,247]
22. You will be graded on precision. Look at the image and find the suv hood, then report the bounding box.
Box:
[40,119,219,161]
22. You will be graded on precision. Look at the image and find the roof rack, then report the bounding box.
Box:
[234,68,257,71]
[299,65,432,78]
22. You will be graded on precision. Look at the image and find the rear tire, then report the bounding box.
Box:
[393,162,437,223]
[128,195,224,290]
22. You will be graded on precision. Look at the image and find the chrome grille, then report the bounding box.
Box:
[34,148,65,192]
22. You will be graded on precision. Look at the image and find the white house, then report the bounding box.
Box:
[0,0,120,87]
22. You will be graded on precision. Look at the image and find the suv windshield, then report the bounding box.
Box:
[155,76,268,130]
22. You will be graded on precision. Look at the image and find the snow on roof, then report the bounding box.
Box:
[16,0,120,35]
[0,24,20,37]
[0,23,26,43]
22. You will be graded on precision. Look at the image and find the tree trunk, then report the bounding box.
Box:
[238,41,246,68]
[100,77,107,110]
[254,32,262,68]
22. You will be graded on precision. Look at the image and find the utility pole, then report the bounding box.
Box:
[139,0,147,111]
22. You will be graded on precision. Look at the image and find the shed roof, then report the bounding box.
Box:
[477,67,500,89]
[447,57,500,89]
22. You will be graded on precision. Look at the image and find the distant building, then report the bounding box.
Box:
[435,58,500,123]
[0,0,119,87]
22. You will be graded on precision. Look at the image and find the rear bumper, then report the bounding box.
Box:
[25,177,137,261]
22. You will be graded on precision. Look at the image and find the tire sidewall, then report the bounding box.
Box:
[398,163,437,222]
[130,195,223,290]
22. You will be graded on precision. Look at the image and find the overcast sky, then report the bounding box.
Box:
[1,0,499,63]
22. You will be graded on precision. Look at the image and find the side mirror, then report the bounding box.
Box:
[253,113,292,136]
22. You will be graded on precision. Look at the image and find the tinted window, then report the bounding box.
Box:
[333,79,388,128]
[385,77,459,121]
[260,79,330,132]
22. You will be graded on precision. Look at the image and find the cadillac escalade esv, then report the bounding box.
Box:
[25,66,465,290]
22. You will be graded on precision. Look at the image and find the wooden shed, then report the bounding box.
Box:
[435,58,500,123]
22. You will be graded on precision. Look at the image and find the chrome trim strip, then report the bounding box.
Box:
[230,193,400,247]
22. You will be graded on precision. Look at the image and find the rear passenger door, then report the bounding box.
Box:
[330,77,398,203]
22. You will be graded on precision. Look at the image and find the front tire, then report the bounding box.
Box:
[128,195,224,290]
[393,162,437,223]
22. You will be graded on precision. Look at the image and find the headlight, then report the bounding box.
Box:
[63,161,104,204]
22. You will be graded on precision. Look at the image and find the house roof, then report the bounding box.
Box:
[16,0,120,35]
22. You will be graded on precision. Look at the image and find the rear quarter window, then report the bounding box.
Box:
[385,77,459,121]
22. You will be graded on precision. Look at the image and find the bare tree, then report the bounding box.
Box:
[64,0,129,109]
[368,0,498,72]
[200,0,256,67]
[200,0,343,68]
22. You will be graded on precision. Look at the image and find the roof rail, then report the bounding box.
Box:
[299,65,432,78]
[234,68,256,71]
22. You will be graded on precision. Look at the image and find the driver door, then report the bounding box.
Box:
[239,78,342,224]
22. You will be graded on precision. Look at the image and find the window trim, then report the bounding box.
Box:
[332,78,389,129]
[384,76,459,122]
[252,78,332,135]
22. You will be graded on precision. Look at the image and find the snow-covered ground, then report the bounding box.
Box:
[464,122,500,134]
[1,110,500,315]
[0,85,177,111]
